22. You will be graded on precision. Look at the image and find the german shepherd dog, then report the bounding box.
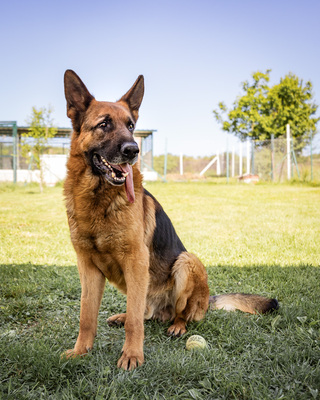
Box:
[63,70,278,370]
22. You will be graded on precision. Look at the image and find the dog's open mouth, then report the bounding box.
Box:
[92,153,135,203]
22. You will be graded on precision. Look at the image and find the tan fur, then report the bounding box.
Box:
[62,70,278,371]
[210,293,279,314]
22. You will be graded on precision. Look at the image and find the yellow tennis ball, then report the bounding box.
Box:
[186,335,207,350]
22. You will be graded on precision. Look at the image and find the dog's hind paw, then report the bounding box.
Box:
[107,313,127,326]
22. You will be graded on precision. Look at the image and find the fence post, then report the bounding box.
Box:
[271,134,274,182]
[246,139,250,174]
[226,139,229,183]
[286,124,291,180]
[180,153,183,175]
[217,151,221,175]
[239,141,243,176]
[310,131,313,181]
[164,139,168,180]
[251,140,255,174]
[232,145,235,177]
[12,122,18,184]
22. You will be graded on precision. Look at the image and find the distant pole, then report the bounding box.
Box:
[271,134,274,182]
[180,153,183,175]
[310,131,313,181]
[217,150,221,175]
[232,145,235,177]
[246,138,250,174]
[286,124,291,180]
[251,139,255,174]
[226,139,229,183]
[164,138,168,180]
[239,141,243,176]
[12,122,17,184]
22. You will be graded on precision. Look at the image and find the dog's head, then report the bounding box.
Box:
[64,69,144,203]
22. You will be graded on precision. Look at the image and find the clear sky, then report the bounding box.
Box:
[1,0,319,156]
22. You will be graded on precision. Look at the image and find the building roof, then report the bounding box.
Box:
[0,123,156,138]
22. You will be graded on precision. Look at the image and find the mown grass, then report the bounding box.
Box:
[0,182,319,399]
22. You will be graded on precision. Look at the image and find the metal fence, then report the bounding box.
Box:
[222,133,320,182]
[0,122,158,184]
[162,131,320,182]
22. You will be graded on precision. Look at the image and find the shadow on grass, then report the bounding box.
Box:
[1,262,320,317]
[1,263,319,399]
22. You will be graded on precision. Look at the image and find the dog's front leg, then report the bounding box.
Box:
[117,246,149,371]
[64,252,106,358]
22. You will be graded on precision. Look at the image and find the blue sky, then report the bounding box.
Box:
[1,0,319,156]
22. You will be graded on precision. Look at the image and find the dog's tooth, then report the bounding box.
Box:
[111,172,116,178]
[123,172,129,177]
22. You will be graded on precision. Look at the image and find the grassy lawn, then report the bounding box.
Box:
[0,182,319,399]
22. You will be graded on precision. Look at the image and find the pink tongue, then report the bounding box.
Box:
[119,164,135,203]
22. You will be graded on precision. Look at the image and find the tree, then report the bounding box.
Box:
[213,70,319,151]
[268,73,319,151]
[21,106,57,191]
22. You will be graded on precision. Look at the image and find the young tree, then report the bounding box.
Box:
[21,106,57,191]
[214,70,319,151]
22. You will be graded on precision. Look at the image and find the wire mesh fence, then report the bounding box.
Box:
[154,132,320,182]
[226,134,320,182]
[1,120,319,183]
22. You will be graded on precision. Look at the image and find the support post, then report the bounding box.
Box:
[246,139,250,174]
[232,145,235,177]
[180,153,183,175]
[271,134,274,182]
[239,141,243,176]
[12,122,17,184]
[310,131,313,181]
[286,124,291,180]
[217,151,221,176]
[251,139,255,174]
[199,156,217,176]
[226,139,229,183]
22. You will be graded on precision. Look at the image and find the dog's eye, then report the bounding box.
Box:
[128,123,134,132]
[98,119,112,129]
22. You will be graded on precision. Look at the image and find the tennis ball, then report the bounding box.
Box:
[186,335,207,350]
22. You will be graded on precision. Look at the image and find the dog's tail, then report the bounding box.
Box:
[209,293,279,314]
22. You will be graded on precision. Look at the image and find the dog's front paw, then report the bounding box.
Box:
[117,348,144,371]
[61,346,91,360]
[167,322,187,337]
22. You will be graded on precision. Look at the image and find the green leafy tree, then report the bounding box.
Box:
[21,106,57,191]
[214,70,319,151]
[268,73,319,151]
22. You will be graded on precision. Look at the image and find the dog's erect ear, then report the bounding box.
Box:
[64,70,94,132]
[119,75,144,121]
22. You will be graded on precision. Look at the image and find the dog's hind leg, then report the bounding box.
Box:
[167,252,209,337]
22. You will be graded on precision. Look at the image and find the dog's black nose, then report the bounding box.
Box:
[120,142,139,160]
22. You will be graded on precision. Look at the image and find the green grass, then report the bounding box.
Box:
[1,182,319,399]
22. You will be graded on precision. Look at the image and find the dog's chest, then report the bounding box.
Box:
[71,215,131,254]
